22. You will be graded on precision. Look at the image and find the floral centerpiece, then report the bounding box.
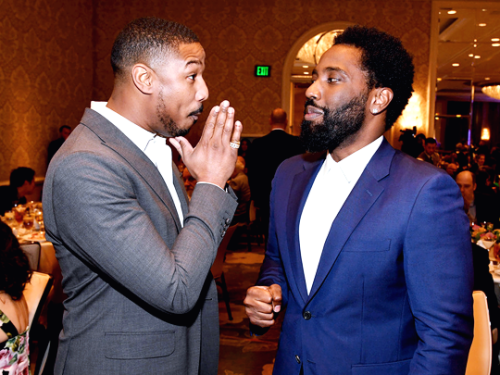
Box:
[471,224,500,260]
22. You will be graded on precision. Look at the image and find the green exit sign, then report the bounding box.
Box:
[255,65,271,77]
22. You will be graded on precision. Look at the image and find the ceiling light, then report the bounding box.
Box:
[475,55,481,59]
[482,85,500,100]
[302,65,308,68]
[448,10,457,14]
[493,43,500,47]
[482,9,487,12]
[485,77,491,81]
[452,63,460,67]
[469,54,474,57]
[437,78,442,82]
[303,72,309,75]
[492,38,500,42]
[478,23,487,27]
[474,39,478,42]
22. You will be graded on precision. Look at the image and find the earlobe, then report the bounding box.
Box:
[370,87,394,115]
[132,64,154,95]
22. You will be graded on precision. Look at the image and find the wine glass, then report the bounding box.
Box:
[23,214,34,231]
[13,205,26,225]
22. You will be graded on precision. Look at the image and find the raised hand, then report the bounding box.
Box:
[169,100,243,189]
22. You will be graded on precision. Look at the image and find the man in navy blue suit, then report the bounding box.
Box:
[244,26,473,375]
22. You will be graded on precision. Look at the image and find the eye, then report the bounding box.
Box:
[327,77,340,83]
[188,74,196,81]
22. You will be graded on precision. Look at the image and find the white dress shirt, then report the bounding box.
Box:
[90,101,184,225]
[299,136,383,293]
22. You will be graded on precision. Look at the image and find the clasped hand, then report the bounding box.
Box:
[170,100,242,189]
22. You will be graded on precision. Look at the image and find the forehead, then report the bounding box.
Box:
[457,173,473,185]
[316,44,364,75]
[169,42,205,67]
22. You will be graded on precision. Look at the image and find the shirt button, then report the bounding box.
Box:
[295,355,301,364]
[303,311,312,320]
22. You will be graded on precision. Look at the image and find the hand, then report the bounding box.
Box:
[244,284,282,327]
[169,100,243,189]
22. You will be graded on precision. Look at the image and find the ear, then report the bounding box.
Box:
[131,63,155,95]
[369,87,393,115]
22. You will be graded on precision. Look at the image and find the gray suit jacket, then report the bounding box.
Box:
[43,108,237,375]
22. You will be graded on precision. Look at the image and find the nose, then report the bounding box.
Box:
[305,80,320,101]
[196,76,209,102]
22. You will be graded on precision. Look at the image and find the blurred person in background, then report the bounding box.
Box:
[0,221,32,374]
[47,125,72,165]
[0,167,35,215]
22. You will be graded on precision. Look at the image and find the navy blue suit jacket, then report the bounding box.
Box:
[258,139,474,375]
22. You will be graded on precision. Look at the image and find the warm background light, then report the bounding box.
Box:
[481,128,490,141]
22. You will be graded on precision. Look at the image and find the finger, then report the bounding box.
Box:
[229,120,243,149]
[269,284,282,313]
[211,100,229,142]
[199,105,220,145]
[220,106,235,145]
[169,137,193,160]
[246,286,272,303]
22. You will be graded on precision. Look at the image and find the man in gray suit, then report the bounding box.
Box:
[43,18,242,375]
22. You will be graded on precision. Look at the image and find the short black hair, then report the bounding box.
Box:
[0,222,32,300]
[425,137,437,145]
[334,26,414,130]
[59,125,71,133]
[111,17,199,78]
[10,167,35,188]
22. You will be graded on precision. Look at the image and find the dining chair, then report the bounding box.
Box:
[20,241,41,271]
[465,290,492,375]
[211,225,238,321]
[23,271,53,329]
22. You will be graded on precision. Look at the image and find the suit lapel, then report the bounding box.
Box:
[286,155,324,304]
[307,139,395,301]
[80,108,183,231]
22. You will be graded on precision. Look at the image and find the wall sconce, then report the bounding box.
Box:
[481,128,490,141]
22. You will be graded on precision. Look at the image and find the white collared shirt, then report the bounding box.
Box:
[90,101,184,225]
[299,136,383,293]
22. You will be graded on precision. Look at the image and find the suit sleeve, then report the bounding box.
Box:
[46,151,237,315]
[256,166,289,307]
[404,172,474,374]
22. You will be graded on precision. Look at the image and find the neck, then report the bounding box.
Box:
[107,88,151,132]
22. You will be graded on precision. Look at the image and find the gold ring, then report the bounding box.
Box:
[230,141,240,149]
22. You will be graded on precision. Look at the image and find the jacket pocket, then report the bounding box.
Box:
[104,330,175,359]
[351,358,411,374]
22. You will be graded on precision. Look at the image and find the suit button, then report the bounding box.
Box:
[303,311,311,320]
[225,218,231,225]
[295,355,301,364]
[221,230,226,237]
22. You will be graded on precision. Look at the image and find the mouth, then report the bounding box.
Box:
[304,105,324,122]
[188,105,204,122]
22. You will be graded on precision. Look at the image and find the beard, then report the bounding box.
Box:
[156,89,203,137]
[300,92,368,153]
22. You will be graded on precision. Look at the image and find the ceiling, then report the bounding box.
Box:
[437,5,500,102]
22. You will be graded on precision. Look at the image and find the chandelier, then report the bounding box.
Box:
[482,84,500,100]
[297,30,344,65]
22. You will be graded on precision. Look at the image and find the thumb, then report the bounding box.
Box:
[269,284,282,313]
[169,137,192,159]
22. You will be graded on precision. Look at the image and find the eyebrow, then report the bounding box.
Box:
[185,59,203,67]
[325,67,348,76]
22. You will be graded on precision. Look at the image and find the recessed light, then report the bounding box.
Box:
[493,43,500,47]
[469,54,474,57]
[485,77,491,80]
[475,55,481,59]
[303,72,309,75]
[474,39,478,42]
[478,23,487,27]
[474,44,477,48]
[448,10,457,14]
[492,38,500,42]
[482,9,487,12]
[302,65,308,68]
[452,63,460,67]
[437,78,442,82]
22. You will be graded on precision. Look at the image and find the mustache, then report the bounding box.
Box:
[188,105,204,117]
[303,99,327,113]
